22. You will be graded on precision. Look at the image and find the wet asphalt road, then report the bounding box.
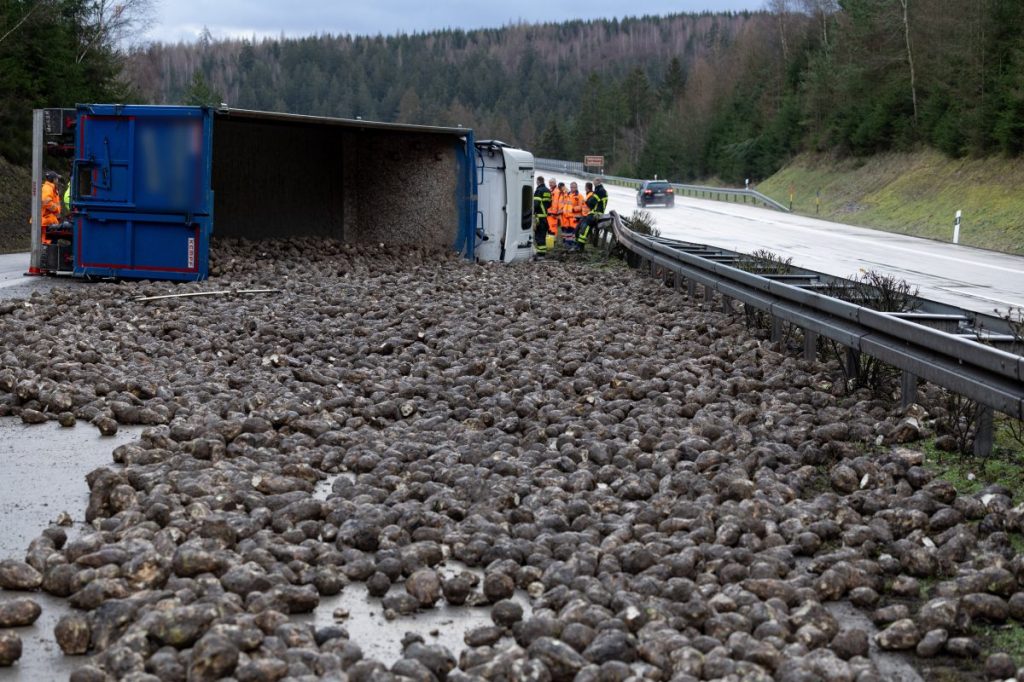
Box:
[0,253,87,302]
[0,422,530,680]
[0,420,142,682]
[553,174,1024,315]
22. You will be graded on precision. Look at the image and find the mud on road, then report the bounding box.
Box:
[0,238,1019,681]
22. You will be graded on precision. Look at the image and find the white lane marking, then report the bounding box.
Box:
[934,287,1024,309]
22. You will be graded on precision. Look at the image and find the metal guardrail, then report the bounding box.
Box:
[534,157,790,212]
[606,211,1024,455]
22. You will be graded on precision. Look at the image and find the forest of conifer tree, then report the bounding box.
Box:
[3,3,1024,183]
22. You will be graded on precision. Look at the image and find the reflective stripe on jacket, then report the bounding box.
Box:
[593,185,608,215]
[563,191,584,226]
[533,186,552,217]
[548,189,564,217]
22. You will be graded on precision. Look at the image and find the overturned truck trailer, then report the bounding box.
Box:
[31,105,535,281]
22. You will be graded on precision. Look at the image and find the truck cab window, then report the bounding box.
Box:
[521,186,532,230]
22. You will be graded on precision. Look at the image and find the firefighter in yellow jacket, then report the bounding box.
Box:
[573,180,605,251]
[533,176,552,257]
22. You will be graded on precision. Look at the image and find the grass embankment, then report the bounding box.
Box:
[757,151,1024,256]
[0,156,30,253]
[919,428,1024,662]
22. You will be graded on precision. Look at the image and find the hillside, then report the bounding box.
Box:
[0,156,30,253]
[757,151,1024,256]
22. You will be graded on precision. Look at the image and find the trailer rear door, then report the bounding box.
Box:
[72,105,212,281]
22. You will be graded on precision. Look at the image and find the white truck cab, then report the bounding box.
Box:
[474,140,535,263]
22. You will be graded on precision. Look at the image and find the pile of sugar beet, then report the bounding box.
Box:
[0,238,1022,682]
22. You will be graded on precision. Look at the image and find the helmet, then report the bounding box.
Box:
[44,171,59,182]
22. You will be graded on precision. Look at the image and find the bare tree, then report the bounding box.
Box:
[77,0,157,63]
[765,0,791,60]
[898,0,919,125]
[0,0,51,46]
[799,0,839,52]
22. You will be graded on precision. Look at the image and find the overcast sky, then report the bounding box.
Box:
[143,1,763,44]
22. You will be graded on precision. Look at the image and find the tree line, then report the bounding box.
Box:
[130,3,1024,184]
[126,11,757,180]
[0,0,153,165]
[4,3,1023,185]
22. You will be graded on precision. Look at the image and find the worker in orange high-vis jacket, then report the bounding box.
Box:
[34,171,62,245]
[547,178,564,235]
[562,181,584,237]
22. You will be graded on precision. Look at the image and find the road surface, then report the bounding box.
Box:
[0,252,87,301]
[553,174,1024,315]
[0,421,142,682]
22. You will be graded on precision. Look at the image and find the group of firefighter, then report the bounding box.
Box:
[532,175,609,257]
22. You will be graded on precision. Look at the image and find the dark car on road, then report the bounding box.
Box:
[637,180,674,207]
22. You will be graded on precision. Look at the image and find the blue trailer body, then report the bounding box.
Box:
[70,104,477,281]
[73,105,213,280]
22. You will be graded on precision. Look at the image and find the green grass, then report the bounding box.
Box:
[995,416,1024,456]
[920,436,1024,500]
[756,151,1024,256]
[921,439,985,496]
[981,623,1024,659]
[1012,534,1024,557]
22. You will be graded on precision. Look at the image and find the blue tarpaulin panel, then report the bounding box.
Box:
[73,105,213,281]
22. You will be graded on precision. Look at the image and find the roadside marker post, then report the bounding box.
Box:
[953,210,962,244]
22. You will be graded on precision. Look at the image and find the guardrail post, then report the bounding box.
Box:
[845,348,861,383]
[673,273,682,290]
[703,284,714,307]
[770,317,783,343]
[900,371,918,410]
[721,295,732,313]
[803,330,818,361]
[687,279,696,299]
[973,406,994,457]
